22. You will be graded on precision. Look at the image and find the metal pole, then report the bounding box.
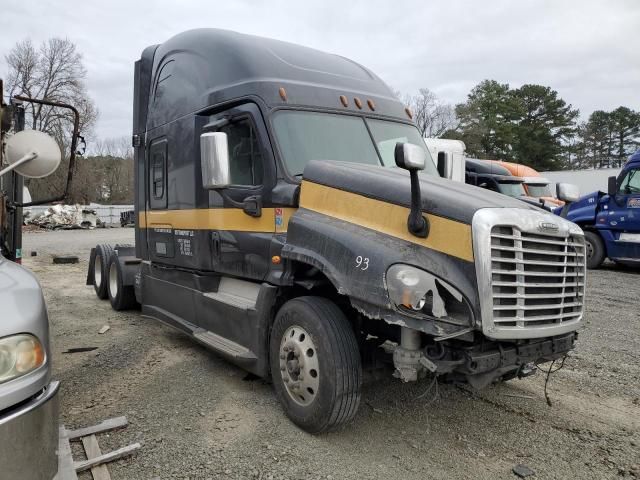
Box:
[8,101,25,262]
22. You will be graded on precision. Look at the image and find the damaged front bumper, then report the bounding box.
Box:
[392,331,577,389]
[454,332,577,388]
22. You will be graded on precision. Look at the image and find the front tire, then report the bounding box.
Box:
[584,231,605,269]
[270,296,362,433]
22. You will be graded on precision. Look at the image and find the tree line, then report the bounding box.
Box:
[405,81,639,171]
[3,38,133,204]
[4,37,639,206]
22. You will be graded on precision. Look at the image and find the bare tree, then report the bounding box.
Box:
[92,136,133,160]
[79,136,134,204]
[403,88,457,138]
[4,38,98,202]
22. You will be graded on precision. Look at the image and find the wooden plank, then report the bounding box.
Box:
[74,443,141,473]
[56,427,79,480]
[66,417,128,440]
[81,434,111,480]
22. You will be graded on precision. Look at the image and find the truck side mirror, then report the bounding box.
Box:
[437,152,448,178]
[607,176,617,196]
[1,130,61,179]
[200,132,230,188]
[395,142,428,238]
[556,183,580,203]
[394,142,426,171]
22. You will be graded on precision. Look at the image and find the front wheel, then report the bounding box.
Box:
[270,296,362,433]
[584,231,605,269]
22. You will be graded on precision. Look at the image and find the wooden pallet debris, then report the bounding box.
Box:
[55,416,140,480]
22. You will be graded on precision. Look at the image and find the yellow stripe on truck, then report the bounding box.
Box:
[299,181,474,262]
[138,182,473,261]
[139,208,295,232]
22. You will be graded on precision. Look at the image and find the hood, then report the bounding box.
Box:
[554,190,603,222]
[0,256,48,339]
[302,160,539,224]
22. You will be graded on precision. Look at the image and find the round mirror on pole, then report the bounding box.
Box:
[3,130,61,178]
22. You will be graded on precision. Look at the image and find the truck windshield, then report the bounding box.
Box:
[620,168,640,194]
[272,110,437,177]
[498,182,527,197]
[525,183,552,197]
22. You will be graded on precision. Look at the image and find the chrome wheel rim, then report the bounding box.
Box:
[94,255,102,287]
[109,261,118,298]
[279,325,319,406]
[586,239,594,260]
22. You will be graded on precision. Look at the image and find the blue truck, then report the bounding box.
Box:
[558,151,640,269]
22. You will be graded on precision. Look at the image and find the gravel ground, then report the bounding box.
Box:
[21,229,640,480]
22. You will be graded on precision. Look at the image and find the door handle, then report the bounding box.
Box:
[211,232,221,257]
[242,195,262,217]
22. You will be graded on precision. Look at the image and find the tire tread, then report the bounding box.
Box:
[291,297,362,432]
[94,244,114,299]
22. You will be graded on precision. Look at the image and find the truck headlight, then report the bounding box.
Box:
[0,334,46,384]
[385,264,472,326]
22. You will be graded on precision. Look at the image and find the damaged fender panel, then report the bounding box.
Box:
[281,208,480,336]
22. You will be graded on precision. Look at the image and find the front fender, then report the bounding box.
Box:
[281,209,479,337]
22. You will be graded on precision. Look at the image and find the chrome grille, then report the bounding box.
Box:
[490,226,586,329]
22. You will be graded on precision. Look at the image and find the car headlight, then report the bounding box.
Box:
[0,334,46,384]
[385,264,472,326]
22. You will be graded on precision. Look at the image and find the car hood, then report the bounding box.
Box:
[0,256,48,338]
[301,160,540,224]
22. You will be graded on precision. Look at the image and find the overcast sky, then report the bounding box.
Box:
[1,0,638,141]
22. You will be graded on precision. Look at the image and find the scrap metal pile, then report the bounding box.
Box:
[26,204,99,230]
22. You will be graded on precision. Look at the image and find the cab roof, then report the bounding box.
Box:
[485,160,540,178]
[142,29,410,130]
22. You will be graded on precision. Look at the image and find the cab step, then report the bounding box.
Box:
[202,277,261,311]
[193,329,257,361]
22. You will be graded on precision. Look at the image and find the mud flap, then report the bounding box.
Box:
[86,247,96,286]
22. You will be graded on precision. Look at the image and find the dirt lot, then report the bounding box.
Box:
[22,229,640,480]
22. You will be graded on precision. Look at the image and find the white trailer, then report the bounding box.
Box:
[542,168,622,196]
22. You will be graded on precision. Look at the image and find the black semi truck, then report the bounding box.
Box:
[88,29,586,433]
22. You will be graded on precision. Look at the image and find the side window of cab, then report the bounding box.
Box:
[149,138,168,209]
[218,119,264,186]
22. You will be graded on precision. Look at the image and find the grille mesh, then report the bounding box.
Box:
[490,226,586,329]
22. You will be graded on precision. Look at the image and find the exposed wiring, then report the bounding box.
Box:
[536,355,568,406]
[416,374,440,405]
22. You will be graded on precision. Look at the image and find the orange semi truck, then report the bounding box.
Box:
[487,160,564,207]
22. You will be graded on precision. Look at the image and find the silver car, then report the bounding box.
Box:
[0,253,59,479]
[1,92,71,479]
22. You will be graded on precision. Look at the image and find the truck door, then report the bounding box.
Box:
[604,166,640,260]
[204,103,275,280]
